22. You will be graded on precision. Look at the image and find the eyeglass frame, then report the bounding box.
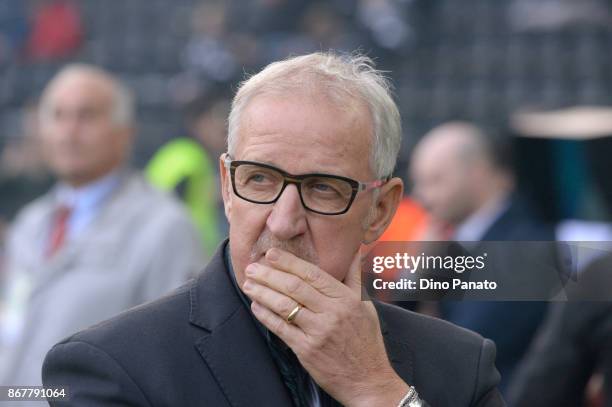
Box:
[223,154,390,215]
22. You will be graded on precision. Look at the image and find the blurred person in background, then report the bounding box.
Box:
[146,86,230,258]
[411,121,548,242]
[0,64,204,388]
[410,121,555,392]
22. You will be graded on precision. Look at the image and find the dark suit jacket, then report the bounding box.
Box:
[479,197,555,242]
[43,241,504,406]
[440,197,556,391]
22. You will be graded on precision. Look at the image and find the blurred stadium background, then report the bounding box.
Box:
[1,0,612,226]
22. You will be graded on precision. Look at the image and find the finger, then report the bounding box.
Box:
[265,248,344,297]
[343,248,363,293]
[245,263,325,313]
[243,278,317,330]
[251,300,306,349]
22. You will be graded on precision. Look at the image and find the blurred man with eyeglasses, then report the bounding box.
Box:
[43,53,504,407]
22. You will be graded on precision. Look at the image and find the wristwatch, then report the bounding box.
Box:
[397,386,424,407]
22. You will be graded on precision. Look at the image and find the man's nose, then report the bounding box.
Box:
[55,112,82,138]
[266,183,308,241]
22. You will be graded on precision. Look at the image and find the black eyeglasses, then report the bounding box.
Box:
[224,154,389,215]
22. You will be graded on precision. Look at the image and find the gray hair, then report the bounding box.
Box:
[227,52,402,179]
[39,63,134,127]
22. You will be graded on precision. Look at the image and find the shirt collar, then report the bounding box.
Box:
[55,169,123,211]
[454,193,511,242]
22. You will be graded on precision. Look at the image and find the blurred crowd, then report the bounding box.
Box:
[1,0,612,406]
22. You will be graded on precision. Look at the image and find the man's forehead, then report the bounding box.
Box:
[239,92,370,143]
[46,72,114,107]
[235,95,373,177]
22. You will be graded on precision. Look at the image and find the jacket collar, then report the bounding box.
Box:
[189,240,241,331]
[189,240,294,407]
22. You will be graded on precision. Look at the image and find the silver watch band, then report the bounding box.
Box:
[397,386,424,407]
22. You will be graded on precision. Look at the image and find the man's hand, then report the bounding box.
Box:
[242,248,409,407]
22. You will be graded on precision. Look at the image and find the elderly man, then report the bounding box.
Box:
[0,64,203,389]
[42,54,503,407]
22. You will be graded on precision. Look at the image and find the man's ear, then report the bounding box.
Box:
[362,177,403,244]
[219,154,232,222]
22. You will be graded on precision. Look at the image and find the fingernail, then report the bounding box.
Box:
[266,249,279,261]
[243,279,253,291]
[245,264,257,276]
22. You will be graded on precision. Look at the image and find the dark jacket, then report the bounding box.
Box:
[43,240,504,406]
[440,197,556,392]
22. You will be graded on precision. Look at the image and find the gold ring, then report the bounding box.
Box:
[286,305,302,324]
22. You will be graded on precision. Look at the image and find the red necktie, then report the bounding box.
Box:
[46,205,71,258]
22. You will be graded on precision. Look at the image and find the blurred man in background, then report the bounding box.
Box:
[0,64,203,388]
[410,121,554,392]
[412,121,527,241]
